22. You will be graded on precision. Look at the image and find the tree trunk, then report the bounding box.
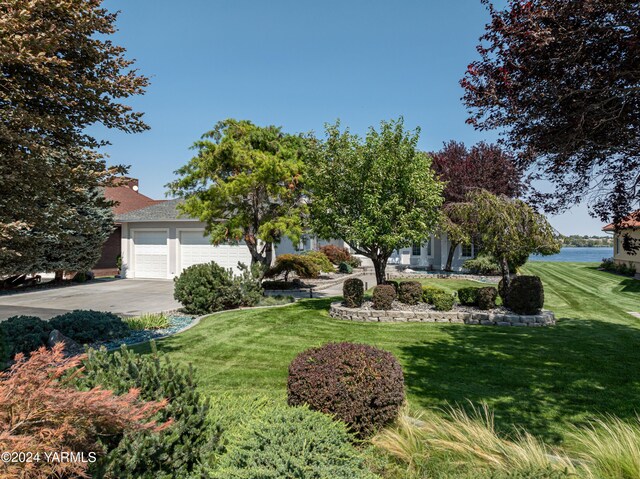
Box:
[244,234,271,269]
[445,242,459,272]
[54,270,64,282]
[372,256,387,285]
[500,256,511,289]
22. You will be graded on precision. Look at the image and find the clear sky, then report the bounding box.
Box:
[98,0,606,236]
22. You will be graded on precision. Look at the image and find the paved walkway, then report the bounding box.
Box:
[0,279,180,320]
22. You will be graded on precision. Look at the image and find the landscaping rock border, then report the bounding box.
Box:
[329,302,556,327]
[388,271,501,283]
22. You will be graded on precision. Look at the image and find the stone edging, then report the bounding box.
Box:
[329,302,556,327]
[388,272,501,283]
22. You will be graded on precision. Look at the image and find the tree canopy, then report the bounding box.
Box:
[167,119,308,269]
[0,0,148,273]
[307,118,445,284]
[461,0,640,242]
[449,190,561,286]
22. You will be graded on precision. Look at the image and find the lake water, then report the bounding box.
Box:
[528,246,612,263]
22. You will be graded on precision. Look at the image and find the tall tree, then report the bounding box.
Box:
[449,190,561,288]
[307,118,445,285]
[0,0,148,272]
[167,119,308,269]
[432,141,523,270]
[461,0,640,248]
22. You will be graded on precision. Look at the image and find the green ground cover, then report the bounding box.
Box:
[136,262,640,443]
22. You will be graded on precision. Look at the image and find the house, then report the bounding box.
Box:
[116,199,254,279]
[603,211,640,276]
[277,233,474,272]
[93,178,161,276]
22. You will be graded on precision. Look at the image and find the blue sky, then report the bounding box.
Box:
[99,0,605,236]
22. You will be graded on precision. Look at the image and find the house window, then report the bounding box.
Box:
[412,242,421,256]
[461,242,473,258]
[426,237,432,256]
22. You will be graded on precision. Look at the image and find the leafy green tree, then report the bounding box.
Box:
[167,119,308,269]
[449,190,561,288]
[0,0,147,273]
[307,118,445,284]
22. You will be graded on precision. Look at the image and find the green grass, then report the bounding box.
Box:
[136,262,640,443]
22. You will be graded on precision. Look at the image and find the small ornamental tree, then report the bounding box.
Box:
[167,119,308,269]
[449,190,561,289]
[0,344,168,479]
[461,0,640,250]
[307,118,444,284]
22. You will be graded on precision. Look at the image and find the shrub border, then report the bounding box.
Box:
[329,302,556,327]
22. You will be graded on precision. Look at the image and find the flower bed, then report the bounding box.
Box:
[329,301,555,327]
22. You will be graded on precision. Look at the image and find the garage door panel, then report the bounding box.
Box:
[134,230,168,279]
[179,230,252,274]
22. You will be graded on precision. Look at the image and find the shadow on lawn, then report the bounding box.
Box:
[400,318,640,443]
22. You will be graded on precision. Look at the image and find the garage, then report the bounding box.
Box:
[133,230,169,279]
[178,229,252,274]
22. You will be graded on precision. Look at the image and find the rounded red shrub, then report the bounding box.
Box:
[372,284,396,310]
[287,342,405,438]
[397,281,422,305]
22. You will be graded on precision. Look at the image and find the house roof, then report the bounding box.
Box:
[602,210,640,231]
[104,179,161,215]
[115,198,193,222]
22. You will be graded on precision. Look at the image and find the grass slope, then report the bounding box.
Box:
[137,263,640,442]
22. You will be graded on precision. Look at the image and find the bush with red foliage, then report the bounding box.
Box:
[287,342,405,438]
[319,244,351,265]
[372,284,396,310]
[0,344,168,479]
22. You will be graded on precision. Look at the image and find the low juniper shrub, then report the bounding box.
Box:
[457,287,479,306]
[50,310,129,344]
[338,261,353,274]
[477,287,498,310]
[342,278,364,308]
[0,315,53,359]
[507,276,545,315]
[287,342,405,438]
[373,284,396,310]
[397,281,423,305]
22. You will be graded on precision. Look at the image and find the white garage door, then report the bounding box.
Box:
[133,230,168,279]
[179,230,252,274]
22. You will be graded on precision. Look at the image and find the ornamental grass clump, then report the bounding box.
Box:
[398,281,423,305]
[343,278,364,308]
[287,342,405,438]
[123,313,170,331]
[373,284,396,310]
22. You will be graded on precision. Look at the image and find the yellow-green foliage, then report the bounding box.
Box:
[123,313,170,331]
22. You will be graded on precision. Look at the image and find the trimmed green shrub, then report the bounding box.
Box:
[458,287,480,306]
[174,261,262,315]
[397,281,422,305]
[211,405,376,479]
[477,287,498,310]
[287,342,405,438]
[303,250,335,273]
[338,261,353,274]
[50,310,129,344]
[319,244,352,265]
[422,285,447,304]
[265,254,320,281]
[432,292,455,311]
[0,315,53,359]
[347,256,362,268]
[385,280,399,292]
[78,343,218,479]
[372,284,396,310]
[507,276,545,315]
[463,254,502,275]
[343,278,364,308]
[498,277,510,307]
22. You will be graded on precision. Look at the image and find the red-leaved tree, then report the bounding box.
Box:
[0,344,169,479]
[431,141,523,270]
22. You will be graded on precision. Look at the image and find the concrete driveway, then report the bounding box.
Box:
[0,279,180,320]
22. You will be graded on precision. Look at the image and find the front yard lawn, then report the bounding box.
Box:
[135,262,640,443]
